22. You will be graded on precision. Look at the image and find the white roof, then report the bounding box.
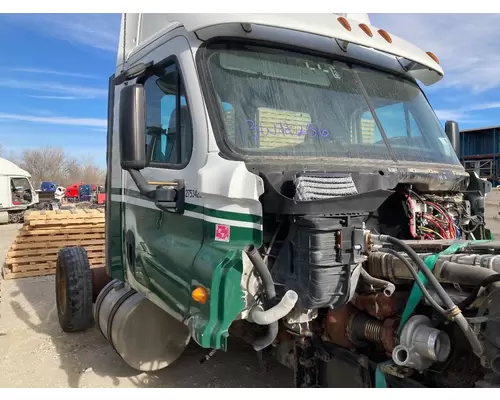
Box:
[0,157,31,178]
[117,13,443,85]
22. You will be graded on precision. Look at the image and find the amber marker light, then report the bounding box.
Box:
[359,23,373,37]
[378,29,392,43]
[337,16,352,31]
[426,51,440,64]
[192,286,209,304]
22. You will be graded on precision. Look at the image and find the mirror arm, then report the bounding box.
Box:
[128,169,156,198]
[127,169,185,214]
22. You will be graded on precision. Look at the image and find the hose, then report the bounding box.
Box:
[264,222,282,266]
[459,274,500,310]
[373,234,484,357]
[245,245,280,352]
[249,290,298,325]
[455,313,484,357]
[246,245,276,304]
[378,248,447,318]
[440,262,500,287]
[460,215,483,234]
[360,267,396,297]
[373,234,456,311]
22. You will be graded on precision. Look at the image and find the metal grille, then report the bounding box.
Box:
[293,172,358,201]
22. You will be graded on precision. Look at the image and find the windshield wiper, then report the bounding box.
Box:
[352,70,398,163]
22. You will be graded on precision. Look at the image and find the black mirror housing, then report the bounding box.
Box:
[445,120,460,157]
[119,84,147,170]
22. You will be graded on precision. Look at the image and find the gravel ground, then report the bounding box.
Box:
[1,191,500,388]
[0,223,292,388]
[485,190,500,238]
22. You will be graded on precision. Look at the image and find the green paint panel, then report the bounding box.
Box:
[188,250,245,350]
[111,188,263,350]
[107,193,124,281]
[125,203,204,318]
[188,220,262,350]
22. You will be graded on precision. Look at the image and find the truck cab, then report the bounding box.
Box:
[0,157,39,223]
[56,13,499,389]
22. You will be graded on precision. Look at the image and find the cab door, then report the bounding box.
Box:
[122,35,206,320]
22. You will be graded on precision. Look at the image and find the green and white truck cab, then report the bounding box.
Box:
[56,13,500,388]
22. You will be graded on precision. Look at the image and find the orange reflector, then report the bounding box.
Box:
[192,287,209,304]
[378,29,392,43]
[337,17,352,32]
[359,23,373,37]
[426,51,440,64]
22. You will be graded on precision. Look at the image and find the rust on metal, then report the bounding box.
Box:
[380,319,397,354]
[91,267,112,302]
[325,304,357,349]
[324,302,398,355]
[352,292,405,320]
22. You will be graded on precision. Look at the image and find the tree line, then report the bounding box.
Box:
[0,144,106,188]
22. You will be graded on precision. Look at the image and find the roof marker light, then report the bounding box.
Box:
[337,17,352,32]
[378,29,392,43]
[359,23,373,37]
[426,51,440,64]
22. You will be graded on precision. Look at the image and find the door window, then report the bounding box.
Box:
[144,62,193,167]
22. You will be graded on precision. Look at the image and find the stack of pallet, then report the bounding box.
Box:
[3,208,105,280]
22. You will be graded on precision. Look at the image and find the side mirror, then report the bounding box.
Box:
[445,120,460,157]
[119,84,146,170]
[118,84,185,214]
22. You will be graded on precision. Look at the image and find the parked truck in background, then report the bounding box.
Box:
[56,13,500,388]
[0,157,39,223]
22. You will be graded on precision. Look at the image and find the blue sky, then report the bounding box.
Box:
[0,13,499,168]
[0,13,121,167]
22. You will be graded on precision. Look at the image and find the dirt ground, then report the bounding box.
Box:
[484,189,500,238]
[1,191,500,388]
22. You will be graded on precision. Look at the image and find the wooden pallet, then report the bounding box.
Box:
[3,208,106,280]
[2,262,105,280]
[24,208,104,221]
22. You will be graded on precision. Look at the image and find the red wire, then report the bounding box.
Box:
[425,201,455,239]
[405,193,418,238]
[423,215,449,238]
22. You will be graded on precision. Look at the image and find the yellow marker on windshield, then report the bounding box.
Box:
[256,108,311,150]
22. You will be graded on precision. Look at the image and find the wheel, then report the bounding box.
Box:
[55,246,93,332]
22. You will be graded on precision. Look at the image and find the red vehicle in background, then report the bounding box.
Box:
[65,183,80,200]
[65,182,100,203]
[96,185,106,204]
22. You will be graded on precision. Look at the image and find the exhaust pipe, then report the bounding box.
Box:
[445,120,461,156]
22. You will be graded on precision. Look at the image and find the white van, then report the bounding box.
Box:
[0,157,39,224]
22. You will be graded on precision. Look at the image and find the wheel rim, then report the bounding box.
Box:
[56,266,67,316]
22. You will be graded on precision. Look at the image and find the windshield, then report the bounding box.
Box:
[11,178,31,190]
[201,43,461,166]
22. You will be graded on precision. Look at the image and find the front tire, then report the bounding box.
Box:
[55,246,93,332]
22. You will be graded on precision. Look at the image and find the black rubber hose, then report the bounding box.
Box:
[246,245,276,302]
[378,248,448,317]
[373,234,455,311]
[458,274,500,309]
[440,262,500,286]
[245,245,279,352]
[373,234,484,357]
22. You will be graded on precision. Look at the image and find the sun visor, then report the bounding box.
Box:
[185,14,444,85]
[118,14,444,86]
